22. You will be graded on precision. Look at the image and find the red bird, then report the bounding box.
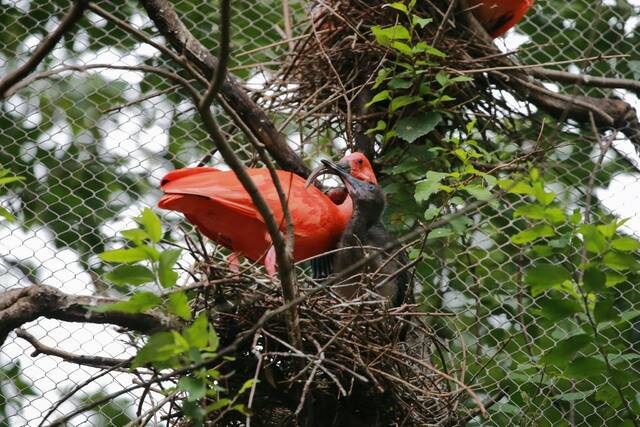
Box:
[158,153,376,275]
[468,0,535,38]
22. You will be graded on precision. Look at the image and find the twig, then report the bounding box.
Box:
[199,0,231,111]
[0,0,89,98]
[140,0,310,177]
[530,67,640,95]
[15,328,131,368]
[38,360,130,427]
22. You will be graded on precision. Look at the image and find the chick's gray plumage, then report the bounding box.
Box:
[331,170,413,306]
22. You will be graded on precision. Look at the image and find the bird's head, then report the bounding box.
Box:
[318,159,385,226]
[305,152,376,206]
[336,152,377,184]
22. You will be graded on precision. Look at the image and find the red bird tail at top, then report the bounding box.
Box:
[468,0,535,38]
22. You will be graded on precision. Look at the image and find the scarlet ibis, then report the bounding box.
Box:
[309,160,412,306]
[158,153,376,275]
[468,0,535,38]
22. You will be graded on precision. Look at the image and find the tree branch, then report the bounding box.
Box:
[15,328,131,368]
[139,0,310,177]
[199,0,231,111]
[0,285,177,346]
[457,0,640,149]
[530,67,640,96]
[0,0,89,99]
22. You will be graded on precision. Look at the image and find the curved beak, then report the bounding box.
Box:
[304,159,351,189]
[315,160,370,200]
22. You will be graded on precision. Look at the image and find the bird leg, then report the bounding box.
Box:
[265,245,278,277]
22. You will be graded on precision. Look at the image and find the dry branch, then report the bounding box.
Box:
[15,328,131,368]
[458,1,640,148]
[0,284,177,346]
[0,0,89,98]
[139,0,310,177]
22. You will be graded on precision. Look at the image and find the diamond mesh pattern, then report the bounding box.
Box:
[1,0,640,425]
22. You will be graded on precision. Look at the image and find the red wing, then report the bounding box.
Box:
[160,168,281,219]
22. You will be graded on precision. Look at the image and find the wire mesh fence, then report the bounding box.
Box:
[1,0,640,425]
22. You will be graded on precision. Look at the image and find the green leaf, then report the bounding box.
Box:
[565,357,606,379]
[583,267,606,293]
[133,332,180,367]
[121,228,149,244]
[0,206,15,222]
[539,297,583,321]
[384,2,408,13]
[168,291,191,320]
[371,24,411,46]
[184,314,208,349]
[464,185,492,201]
[391,41,413,56]
[611,237,640,252]
[543,208,566,224]
[365,90,390,107]
[231,404,252,416]
[605,272,626,287]
[511,224,554,245]
[497,180,533,195]
[542,334,591,366]
[558,391,595,401]
[412,16,432,28]
[206,398,232,413]
[372,68,389,90]
[238,379,257,394]
[532,183,555,206]
[389,95,422,112]
[365,120,387,135]
[159,249,181,288]
[596,384,623,408]
[99,247,149,264]
[208,325,220,352]
[594,298,617,324]
[578,225,607,254]
[388,78,413,89]
[178,376,207,402]
[603,252,640,271]
[597,221,618,239]
[524,264,571,295]
[514,204,545,221]
[427,227,453,240]
[0,176,25,185]
[105,265,155,286]
[94,292,161,314]
[415,171,448,202]
[394,112,442,143]
[136,208,163,243]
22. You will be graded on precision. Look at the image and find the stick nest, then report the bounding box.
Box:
[266,0,496,137]
[183,250,481,427]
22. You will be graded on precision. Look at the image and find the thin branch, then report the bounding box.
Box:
[139,0,310,177]
[531,67,640,95]
[199,0,232,110]
[38,361,130,427]
[15,328,131,368]
[0,0,89,99]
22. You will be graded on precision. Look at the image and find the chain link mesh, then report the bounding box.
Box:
[1,0,640,425]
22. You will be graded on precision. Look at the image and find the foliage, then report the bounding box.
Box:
[0,361,37,425]
[95,209,253,423]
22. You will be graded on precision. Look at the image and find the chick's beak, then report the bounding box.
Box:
[304,159,351,189]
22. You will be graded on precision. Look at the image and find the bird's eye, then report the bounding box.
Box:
[357,159,364,165]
